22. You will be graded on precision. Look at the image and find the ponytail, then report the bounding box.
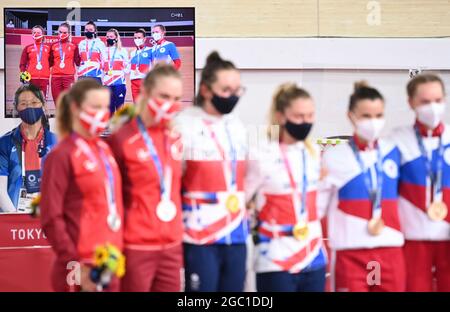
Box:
[56,91,73,138]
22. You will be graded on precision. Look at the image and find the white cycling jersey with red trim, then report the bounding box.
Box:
[246,140,327,273]
[78,38,107,78]
[174,106,249,245]
[388,123,450,241]
[102,47,129,86]
[319,138,405,251]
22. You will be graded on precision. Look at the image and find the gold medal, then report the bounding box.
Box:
[293,221,309,240]
[108,70,113,76]
[226,194,240,214]
[427,201,448,221]
[367,217,385,236]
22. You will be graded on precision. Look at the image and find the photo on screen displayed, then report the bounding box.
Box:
[4,7,195,118]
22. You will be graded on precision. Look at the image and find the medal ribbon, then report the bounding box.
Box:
[108,47,118,73]
[34,42,44,66]
[349,138,383,218]
[414,126,444,203]
[279,144,308,223]
[136,116,171,199]
[58,41,65,64]
[203,120,237,192]
[72,134,118,224]
[86,40,96,61]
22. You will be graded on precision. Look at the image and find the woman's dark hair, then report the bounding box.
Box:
[196,51,237,107]
[348,81,384,112]
[14,83,49,129]
[85,20,97,31]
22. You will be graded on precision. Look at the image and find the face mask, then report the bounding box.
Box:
[284,120,313,141]
[152,32,162,42]
[18,107,44,125]
[85,31,95,39]
[415,102,446,129]
[79,108,110,136]
[59,33,69,41]
[134,38,144,47]
[211,93,240,115]
[354,118,385,143]
[33,34,43,43]
[147,98,182,128]
[106,38,117,47]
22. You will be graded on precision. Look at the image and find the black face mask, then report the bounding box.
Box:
[211,93,240,115]
[85,31,95,39]
[284,120,313,141]
[106,38,117,46]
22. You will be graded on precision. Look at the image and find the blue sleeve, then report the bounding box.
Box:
[0,138,10,176]
[169,43,180,60]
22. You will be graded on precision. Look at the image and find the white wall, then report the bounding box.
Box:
[2,37,450,138]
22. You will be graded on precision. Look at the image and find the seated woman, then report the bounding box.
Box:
[0,84,57,213]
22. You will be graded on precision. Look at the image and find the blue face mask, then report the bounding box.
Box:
[18,107,44,125]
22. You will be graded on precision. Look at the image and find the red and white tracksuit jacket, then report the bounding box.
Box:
[40,134,124,291]
[245,140,327,273]
[173,106,249,245]
[107,118,183,250]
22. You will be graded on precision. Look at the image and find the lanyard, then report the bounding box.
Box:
[72,134,118,218]
[86,40,96,61]
[279,144,308,221]
[349,139,383,216]
[414,126,444,201]
[136,116,169,197]
[136,48,142,67]
[34,43,43,64]
[203,120,237,192]
[108,47,117,71]
[58,41,65,63]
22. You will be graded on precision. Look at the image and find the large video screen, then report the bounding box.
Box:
[4,7,195,117]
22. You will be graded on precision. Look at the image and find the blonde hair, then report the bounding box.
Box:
[269,82,316,157]
[56,78,106,138]
[106,28,122,50]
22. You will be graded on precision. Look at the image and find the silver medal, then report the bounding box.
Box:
[107,214,121,232]
[156,199,177,222]
[36,63,43,70]
[59,62,65,69]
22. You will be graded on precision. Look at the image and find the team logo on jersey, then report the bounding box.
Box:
[383,158,398,179]
[142,52,148,57]
[444,147,450,166]
[159,47,166,53]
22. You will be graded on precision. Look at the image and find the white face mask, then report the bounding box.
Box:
[134,38,144,47]
[354,118,385,143]
[415,102,446,129]
[152,32,162,42]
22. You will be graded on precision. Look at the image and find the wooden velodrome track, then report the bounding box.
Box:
[5,38,194,117]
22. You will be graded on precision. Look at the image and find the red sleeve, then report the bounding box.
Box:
[74,45,81,67]
[19,46,29,72]
[40,147,80,263]
[49,44,54,67]
[105,133,129,206]
[173,59,181,70]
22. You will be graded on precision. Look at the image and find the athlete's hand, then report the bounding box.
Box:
[80,264,97,292]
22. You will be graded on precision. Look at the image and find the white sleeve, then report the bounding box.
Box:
[244,158,264,204]
[0,176,16,213]
[316,152,339,219]
[123,49,130,74]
